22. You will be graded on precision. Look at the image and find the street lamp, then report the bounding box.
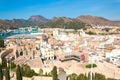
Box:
[90,56,93,80]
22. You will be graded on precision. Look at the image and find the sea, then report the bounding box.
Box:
[0,30,31,39]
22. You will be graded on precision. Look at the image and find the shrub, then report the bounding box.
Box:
[86,64,97,68]
[8,62,16,69]
[21,64,38,77]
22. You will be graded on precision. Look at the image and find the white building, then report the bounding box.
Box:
[106,49,120,64]
[41,48,54,60]
[106,49,120,58]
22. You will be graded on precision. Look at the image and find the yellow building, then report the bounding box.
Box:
[109,29,118,34]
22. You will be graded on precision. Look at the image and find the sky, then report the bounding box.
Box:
[0,0,120,20]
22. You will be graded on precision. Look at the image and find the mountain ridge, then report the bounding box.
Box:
[0,15,120,29]
[5,15,49,26]
[76,15,120,26]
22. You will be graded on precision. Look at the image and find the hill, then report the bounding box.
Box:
[28,15,49,24]
[6,15,49,26]
[77,15,120,26]
[41,17,86,29]
[0,20,18,29]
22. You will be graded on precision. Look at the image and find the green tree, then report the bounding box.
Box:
[0,64,3,80]
[21,64,38,77]
[5,67,10,80]
[8,62,16,69]
[51,66,58,80]
[95,73,106,80]
[69,73,77,80]
[2,59,7,69]
[16,65,22,80]
[77,74,87,80]
[0,39,4,47]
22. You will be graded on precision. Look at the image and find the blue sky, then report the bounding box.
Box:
[0,0,120,20]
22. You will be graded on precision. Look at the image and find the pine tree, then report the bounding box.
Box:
[2,59,7,69]
[88,72,91,80]
[51,66,58,80]
[0,39,4,47]
[16,65,22,80]
[5,67,10,80]
[0,64,3,80]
